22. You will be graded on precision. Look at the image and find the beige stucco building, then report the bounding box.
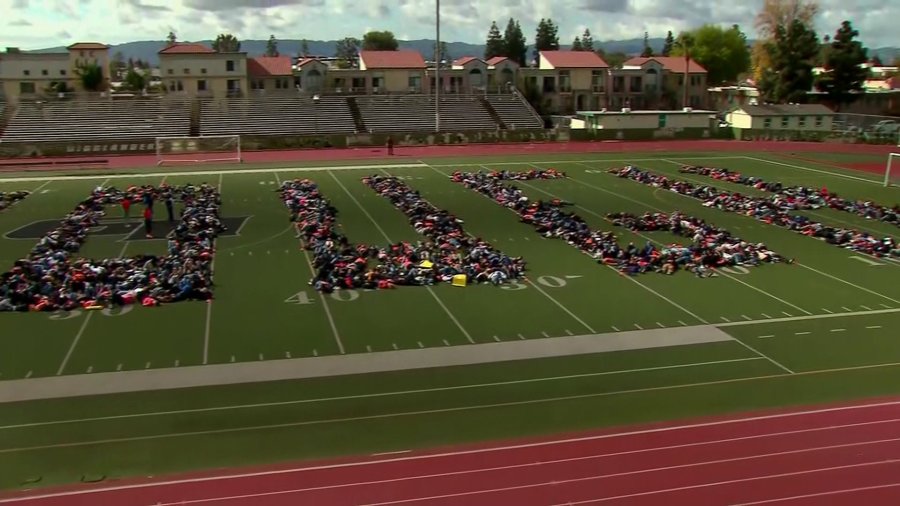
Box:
[158,43,248,97]
[0,42,110,103]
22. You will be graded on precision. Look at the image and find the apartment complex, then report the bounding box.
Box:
[0,43,110,103]
[158,43,248,97]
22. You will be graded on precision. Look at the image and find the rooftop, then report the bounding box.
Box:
[248,56,293,76]
[737,103,835,116]
[624,56,708,74]
[486,56,511,66]
[67,42,109,50]
[540,51,608,69]
[359,50,426,70]
[158,43,216,55]
[452,56,481,67]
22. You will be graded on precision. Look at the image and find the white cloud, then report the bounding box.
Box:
[1,0,896,50]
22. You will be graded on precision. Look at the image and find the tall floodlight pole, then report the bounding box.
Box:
[435,0,441,132]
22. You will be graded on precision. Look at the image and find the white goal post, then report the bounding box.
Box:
[887,152,900,187]
[155,135,242,166]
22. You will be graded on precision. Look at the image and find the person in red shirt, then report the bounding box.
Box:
[143,207,153,238]
[122,197,131,219]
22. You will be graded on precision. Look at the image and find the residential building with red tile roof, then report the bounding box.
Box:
[0,43,111,102]
[158,44,247,97]
[358,51,426,70]
[247,56,294,92]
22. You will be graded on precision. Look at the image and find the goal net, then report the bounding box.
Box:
[886,152,900,187]
[155,135,241,166]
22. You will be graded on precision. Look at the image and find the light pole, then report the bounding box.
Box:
[313,94,320,134]
[434,0,441,133]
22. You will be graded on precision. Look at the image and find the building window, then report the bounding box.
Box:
[201,68,207,74]
[183,68,190,74]
[781,116,789,128]
[197,80,207,91]
[408,74,422,90]
[591,70,604,92]
[60,69,66,76]
[678,75,684,86]
[542,76,555,93]
[558,70,571,92]
[41,69,48,76]
[226,60,235,72]
[798,116,806,128]
[629,76,642,92]
[20,82,36,94]
[612,75,624,93]
[167,69,173,75]
[351,77,365,90]
[23,70,30,76]
[763,118,772,129]
[251,80,264,90]
[815,116,823,127]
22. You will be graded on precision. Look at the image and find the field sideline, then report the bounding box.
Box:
[0,145,897,489]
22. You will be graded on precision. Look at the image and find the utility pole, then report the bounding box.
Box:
[435,0,441,132]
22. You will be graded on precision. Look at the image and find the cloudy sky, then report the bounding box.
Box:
[1,0,897,49]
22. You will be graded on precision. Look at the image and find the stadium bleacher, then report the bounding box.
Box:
[0,99,190,143]
[356,95,499,133]
[199,95,356,136]
[485,94,544,130]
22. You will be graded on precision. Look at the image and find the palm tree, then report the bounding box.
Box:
[675,33,695,109]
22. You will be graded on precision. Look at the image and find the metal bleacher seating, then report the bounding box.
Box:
[485,94,543,130]
[0,99,190,143]
[356,95,497,133]
[199,95,356,136]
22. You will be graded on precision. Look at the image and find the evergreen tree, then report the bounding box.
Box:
[166,31,177,45]
[641,32,654,57]
[484,21,505,59]
[301,39,310,57]
[502,18,527,66]
[265,35,279,57]
[533,18,560,61]
[581,29,594,52]
[816,21,869,109]
[572,36,583,51]
[759,19,820,103]
[870,54,883,66]
[662,31,675,56]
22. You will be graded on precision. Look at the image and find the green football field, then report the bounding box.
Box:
[0,149,898,489]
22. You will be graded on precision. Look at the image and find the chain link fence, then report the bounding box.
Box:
[831,113,900,145]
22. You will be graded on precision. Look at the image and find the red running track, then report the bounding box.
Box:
[3,399,900,505]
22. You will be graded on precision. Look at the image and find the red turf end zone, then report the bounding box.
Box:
[3,398,900,505]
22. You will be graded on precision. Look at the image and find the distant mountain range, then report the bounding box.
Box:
[30,38,899,67]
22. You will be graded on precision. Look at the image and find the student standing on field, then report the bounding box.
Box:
[143,207,153,239]
[387,136,394,155]
[165,192,175,222]
[122,197,131,219]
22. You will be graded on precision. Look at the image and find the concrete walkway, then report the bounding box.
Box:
[0,325,733,403]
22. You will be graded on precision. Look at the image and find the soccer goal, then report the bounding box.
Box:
[886,152,900,187]
[155,135,242,166]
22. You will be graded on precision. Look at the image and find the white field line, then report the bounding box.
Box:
[0,156,743,184]
[0,356,740,431]
[3,400,900,504]
[795,263,900,305]
[717,307,900,327]
[339,168,474,343]
[130,437,900,506]
[273,171,346,355]
[55,312,93,376]
[743,156,883,185]
[423,162,598,334]
[201,173,223,364]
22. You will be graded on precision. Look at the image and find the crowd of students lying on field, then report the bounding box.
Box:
[280,176,525,292]
[679,165,900,227]
[0,184,223,312]
[451,169,784,276]
[0,191,29,211]
[610,166,900,259]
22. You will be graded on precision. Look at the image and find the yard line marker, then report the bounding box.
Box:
[391,343,399,350]
[718,308,900,327]
[831,329,846,332]
[761,313,772,319]
[366,345,372,353]
[842,306,852,312]
[782,312,793,317]
[517,333,526,340]
[795,332,811,336]
[116,364,123,372]
[144,362,151,369]
[867,326,883,329]
[86,366,93,374]
[822,308,834,314]
[797,263,900,305]
[741,315,752,321]
[417,342,424,348]
[0,357,769,432]
[56,312,93,376]
[285,352,292,359]
[313,349,319,357]
[492,336,501,342]
[230,356,235,363]
[720,317,731,323]
[174,360,180,367]
[743,156,883,185]
[442,340,450,346]
[678,321,687,326]
[756,335,774,339]
[881,304,893,309]
[565,329,574,335]
[524,237,530,241]
[733,339,794,374]
[656,322,665,328]
[612,326,620,332]
[860,305,873,311]
[634,323,643,330]
[258,354,264,361]
[24,371,32,379]
[541,331,550,337]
